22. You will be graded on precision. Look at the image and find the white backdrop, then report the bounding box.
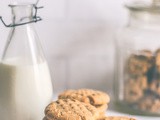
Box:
[0,0,128,95]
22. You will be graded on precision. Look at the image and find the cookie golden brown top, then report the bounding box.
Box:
[98,116,136,120]
[44,98,99,120]
[58,89,110,106]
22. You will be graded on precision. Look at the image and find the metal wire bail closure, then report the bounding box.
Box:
[0,4,43,27]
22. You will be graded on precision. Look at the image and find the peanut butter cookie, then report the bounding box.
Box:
[58,89,110,115]
[44,98,99,120]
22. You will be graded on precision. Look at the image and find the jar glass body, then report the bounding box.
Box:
[115,9,160,115]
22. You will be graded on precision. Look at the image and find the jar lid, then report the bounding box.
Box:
[126,0,160,13]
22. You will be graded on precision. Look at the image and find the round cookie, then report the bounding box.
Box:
[138,94,160,113]
[98,116,136,120]
[58,89,110,115]
[58,89,110,105]
[44,98,99,120]
[127,50,153,76]
[124,78,143,103]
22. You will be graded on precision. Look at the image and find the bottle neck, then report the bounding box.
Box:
[10,4,34,25]
[128,11,160,29]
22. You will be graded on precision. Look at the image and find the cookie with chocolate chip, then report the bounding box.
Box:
[127,50,153,76]
[124,78,143,103]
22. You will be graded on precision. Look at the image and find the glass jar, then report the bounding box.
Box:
[0,3,53,120]
[115,0,160,116]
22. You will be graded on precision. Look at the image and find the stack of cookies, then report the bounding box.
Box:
[43,89,136,120]
[125,49,160,113]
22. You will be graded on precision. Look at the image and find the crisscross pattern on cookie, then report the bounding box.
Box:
[45,99,99,120]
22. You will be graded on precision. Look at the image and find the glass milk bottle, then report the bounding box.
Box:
[115,0,160,116]
[0,3,53,120]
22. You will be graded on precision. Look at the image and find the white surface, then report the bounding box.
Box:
[107,110,160,120]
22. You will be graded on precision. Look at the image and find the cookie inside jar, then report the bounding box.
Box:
[124,49,160,114]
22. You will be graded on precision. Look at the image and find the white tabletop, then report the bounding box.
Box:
[107,110,160,120]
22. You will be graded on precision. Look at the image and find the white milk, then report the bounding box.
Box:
[0,58,53,120]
